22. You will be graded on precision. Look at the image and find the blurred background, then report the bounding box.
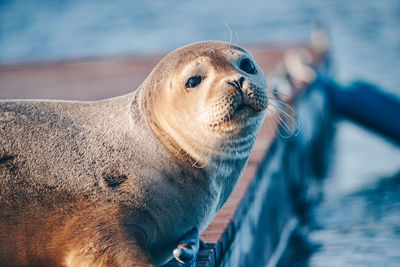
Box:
[1,0,400,265]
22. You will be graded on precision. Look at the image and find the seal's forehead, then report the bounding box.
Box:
[154,41,252,76]
[178,41,247,55]
[168,41,250,70]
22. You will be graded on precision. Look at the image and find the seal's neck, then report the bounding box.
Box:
[139,94,209,168]
[137,83,263,213]
[211,128,260,210]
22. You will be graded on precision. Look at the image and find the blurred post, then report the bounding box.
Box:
[317,75,400,145]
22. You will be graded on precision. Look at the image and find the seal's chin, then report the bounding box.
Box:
[207,85,268,132]
[226,102,253,122]
[232,103,256,119]
[208,102,265,133]
[232,95,267,118]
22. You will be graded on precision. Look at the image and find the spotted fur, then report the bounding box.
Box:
[0,41,268,266]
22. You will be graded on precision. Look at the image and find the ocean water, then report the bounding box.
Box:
[1,0,400,265]
[1,0,400,96]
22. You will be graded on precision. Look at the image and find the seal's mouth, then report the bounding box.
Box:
[208,78,268,130]
[227,78,267,113]
[235,103,249,113]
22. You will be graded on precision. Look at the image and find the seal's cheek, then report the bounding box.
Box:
[182,98,205,125]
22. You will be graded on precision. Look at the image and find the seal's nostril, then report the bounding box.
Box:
[227,80,241,92]
[239,77,244,87]
[227,77,244,90]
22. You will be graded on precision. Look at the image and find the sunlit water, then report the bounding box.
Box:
[1,0,400,265]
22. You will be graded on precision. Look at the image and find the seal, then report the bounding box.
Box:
[0,41,268,266]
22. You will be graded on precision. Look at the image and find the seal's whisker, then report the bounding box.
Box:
[198,142,213,168]
[266,105,298,138]
[234,30,240,45]
[192,159,207,168]
[269,103,297,131]
[271,90,292,103]
[223,22,233,50]
[268,99,295,118]
[271,99,296,117]
[175,36,182,48]
[265,115,283,138]
[269,113,294,138]
[266,87,298,136]
[267,105,295,131]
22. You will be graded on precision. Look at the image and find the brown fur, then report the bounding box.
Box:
[0,41,268,266]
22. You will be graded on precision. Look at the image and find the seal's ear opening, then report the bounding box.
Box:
[185,76,203,90]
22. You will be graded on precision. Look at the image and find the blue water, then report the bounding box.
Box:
[1,0,400,95]
[309,168,400,266]
[1,0,400,265]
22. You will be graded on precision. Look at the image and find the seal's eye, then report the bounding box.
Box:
[185,75,202,89]
[239,58,257,75]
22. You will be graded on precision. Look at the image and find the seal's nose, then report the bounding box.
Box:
[238,76,244,88]
[227,76,245,93]
[227,75,268,112]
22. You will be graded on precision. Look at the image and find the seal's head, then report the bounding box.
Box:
[141,41,268,166]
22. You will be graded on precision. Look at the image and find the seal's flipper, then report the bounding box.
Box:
[172,228,199,267]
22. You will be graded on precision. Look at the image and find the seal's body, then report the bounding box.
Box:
[0,42,268,266]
